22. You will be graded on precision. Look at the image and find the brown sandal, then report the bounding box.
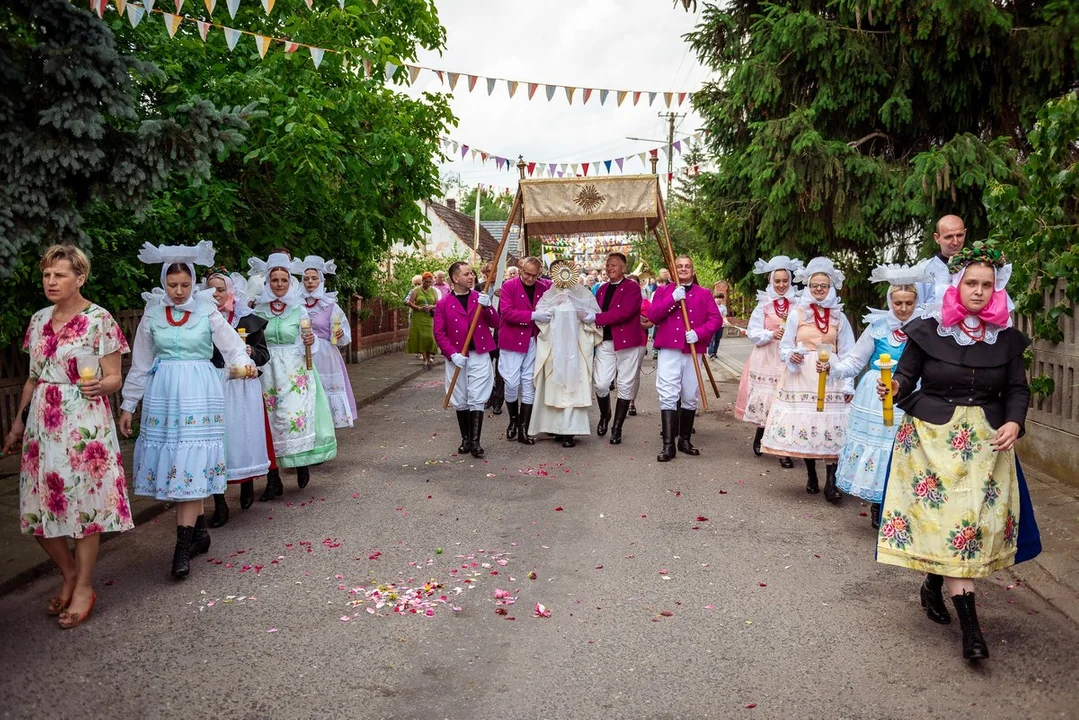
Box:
[46,595,70,616]
[58,592,96,629]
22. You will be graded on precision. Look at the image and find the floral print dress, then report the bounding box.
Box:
[19,304,133,538]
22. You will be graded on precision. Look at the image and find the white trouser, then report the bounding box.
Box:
[498,339,536,404]
[656,348,700,411]
[593,341,646,400]
[445,353,494,411]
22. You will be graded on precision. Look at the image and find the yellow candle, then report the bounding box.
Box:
[332,316,341,338]
[300,317,313,370]
[816,348,830,413]
[79,366,95,384]
[879,352,894,427]
[238,327,248,344]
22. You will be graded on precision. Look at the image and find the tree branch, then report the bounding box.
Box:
[848,131,891,149]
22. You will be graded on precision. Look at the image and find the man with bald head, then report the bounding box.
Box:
[919,215,967,304]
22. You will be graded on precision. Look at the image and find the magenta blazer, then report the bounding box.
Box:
[648,283,723,354]
[595,279,645,350]
[497,277,552,352]
[434,290,499,357]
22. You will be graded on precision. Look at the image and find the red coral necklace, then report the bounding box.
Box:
[958,318,986,342]
[269,300,287,316]
[773,297,790,320]
[811,305,830,334]
[305,298,319,309]
[165,307,191,327]
[892,328,907,344]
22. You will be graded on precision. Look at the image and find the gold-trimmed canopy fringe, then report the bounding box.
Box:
[520,175,660,235]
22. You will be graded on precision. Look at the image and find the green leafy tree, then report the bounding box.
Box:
[686,0,1079,311]
[459,185,513,222]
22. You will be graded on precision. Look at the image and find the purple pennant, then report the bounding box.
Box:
[548,163,557,175]
[673,140,682,154]
[615,158,624,171]
[460,144,469,159]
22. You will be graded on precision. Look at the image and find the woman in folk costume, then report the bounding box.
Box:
[298,256,357,428]
[876,243,1041,662]
[823,263,928,529]
[249,253,338,498]
[734,256,804,468]
[760,256,855,501]
[204,268,271,527]
[119,242,254,578]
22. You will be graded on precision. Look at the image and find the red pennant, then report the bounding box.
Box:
[467,75,478,91]
[527,162,536,176]
[633,92,642,106]
[583,88,593,104]
[582,163,589,176]
[678,92,687,106]
[528,83,539,100]
[436,70,444,83]
[480,152,488,162]
[667,172,673,182]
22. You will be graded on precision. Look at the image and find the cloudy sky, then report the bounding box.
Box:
[399,0,712,199]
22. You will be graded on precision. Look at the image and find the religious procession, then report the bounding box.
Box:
[2,1,1077,718]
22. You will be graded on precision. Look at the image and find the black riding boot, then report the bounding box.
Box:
[805,459,820,494]
[920,574,952,625]
[952,591,989,660]
[657,409,678,462]
[239,480,255,510]
[595,394,612,437]
[505,400,520,441]
[823,463,842,502]
[469,411,485,458]
[869,502,882,529]
[297,465,311,490]
[456,410,472,454]
[209,494,230,528]
[518,403,536,445]
[609,398,631,445]
[259,468,283,502]
[752,426,764,456]
[490,373,505,415]
[191,514,211,556]
[172,525,195,578]
[676,408,700,456]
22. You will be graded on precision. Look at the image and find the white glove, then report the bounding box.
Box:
[685,329,699,344]
[450,353,467,368]
[671,286,686,302]
[477,293,491,307]
[531,311,552,323]
[583,312,596,324]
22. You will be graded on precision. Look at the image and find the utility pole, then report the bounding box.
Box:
[658,111,685,198]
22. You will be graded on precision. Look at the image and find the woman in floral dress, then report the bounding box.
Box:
[734,256,803,468]
[250,253,337,499]
[876,244,1041,661]
[120,242,253,579]
[298,255,357,427]
[3,245,132,629]
[760,257,855,502]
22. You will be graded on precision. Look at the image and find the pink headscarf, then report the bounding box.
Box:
[940,264,1011,328]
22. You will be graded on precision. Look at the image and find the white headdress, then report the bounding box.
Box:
[794,256,844,309]
[137,240,216,313]
[248,253,303,310]
[753,255,804,302]
[295,255,339,310]
[202,269,254,321]
[863,262,932,335]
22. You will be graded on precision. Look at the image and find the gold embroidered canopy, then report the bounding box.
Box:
[519,175,661,235]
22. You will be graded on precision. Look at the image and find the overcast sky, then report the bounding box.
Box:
[399,0,711,199]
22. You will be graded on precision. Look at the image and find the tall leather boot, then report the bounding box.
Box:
[259,468,283,502]
[609,398,631,445]
[208,494,230,528]
[517,404,536,445]
[869,502,882,529]
[171,525,195,579]
[191,514,211,555]
[469,410,485,458]
[951,591,989,660]
[239,480,255,510]
[505,400,520,441]
[490,373,505,415]
[657,409,678,462]
[456,410,472,454]
[823,463,842,502]
[920,574,951,624]
[805,459,819,494]
[297,465,311,489]
[752,426,764,456]
[676,408,700,456]
[595,394,612,437]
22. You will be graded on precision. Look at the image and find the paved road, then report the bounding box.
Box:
[2,356,1077,719]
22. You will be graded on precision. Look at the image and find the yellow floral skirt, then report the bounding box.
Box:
[876,406,1019,579]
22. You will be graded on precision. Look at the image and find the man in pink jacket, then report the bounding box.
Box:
[648,255,723,462]
[584,252,645,445]
[496,256,552,445]
[434,261,499,458]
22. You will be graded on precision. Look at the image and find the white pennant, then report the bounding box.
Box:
[486,77,496,95]
[310,47,325,69]
[175,0,185,13]
[225,0,240,19]
[384,62,398,80]
[143,0,155,13]
[197,20,210,41]
[126,3,145,26]
[223,26,241,51]
[338,0,345,7]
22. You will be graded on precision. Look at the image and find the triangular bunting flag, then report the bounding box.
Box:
[486,77,496,95]
[223,27,241,51]
[92,0,106,18]
[451,142,458,154]
[470,149,478,161]
[604,160,612,173]
[508,81,518,98]
[480,152,488,163]
[583,88,593,105]
[570,164,578,175]
[527,163,536,177]
[436,70,443,84]
[163,13,183,38]
[633,92,642,106]
[667,172,674,183]
[305,0,313,8]
[175,0,185,12]
[599,89,609,106]
[637,152,647,166]
[409,65,421,83]
[615,158,624,171]
[203,0,214,13]
[548,163,557,176]
[495,158,503,171]
[448,72,460,91]
[113,0,127,15]
[197,20,210,41]
[338,0,345,8]
[679,92,687,106]
[545,85,556,102]
[460,145,469,159]
[617,91,628,107]
[648,92,657,106]
[559,163,567,174]
[260,0,274,14]
[565,87,575,104]
[673,140,682,154]
[126,3,144,26]
[467,75,478,92]
[255,35,271,59]
[385,62,398,80]
[284,41,299,53]
[310,47,325,69]
[581,163,589,176]
[664,92,673,108]
[143,0,155,13]
[225,0,239,19]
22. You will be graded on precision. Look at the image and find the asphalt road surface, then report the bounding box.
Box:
[2,359,1077,719]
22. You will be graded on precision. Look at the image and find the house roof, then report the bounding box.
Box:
[427,201,518,264]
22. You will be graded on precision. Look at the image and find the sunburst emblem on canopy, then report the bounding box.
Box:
[574,184,605,214]
[549,260,581,289]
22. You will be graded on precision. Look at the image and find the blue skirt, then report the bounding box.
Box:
[132,359,228,501]
[834,369,901,503]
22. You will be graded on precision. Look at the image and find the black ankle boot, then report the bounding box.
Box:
[517,403,535,445]
[657,409,678,462]
[870,502,882,529]
[780,456,794,468]
[259,469,283,502]
[505,401,520,441]
[456,410,472,454]
[561,435,576,448]
[239,480,254,510]
[191,514,211,555]
[208,495,229,529]
[172,525,196,578]
[951,591,989,660]
[676,408,700,456]
[805,459,820,494]
[297,465,311,489]
[469,410,485,458]
[752,426,764,456]
[595,395,612,437]
[609,398,631,445]
[823,463,842,502]
[628,402,637,417]
[920,574,951,625]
